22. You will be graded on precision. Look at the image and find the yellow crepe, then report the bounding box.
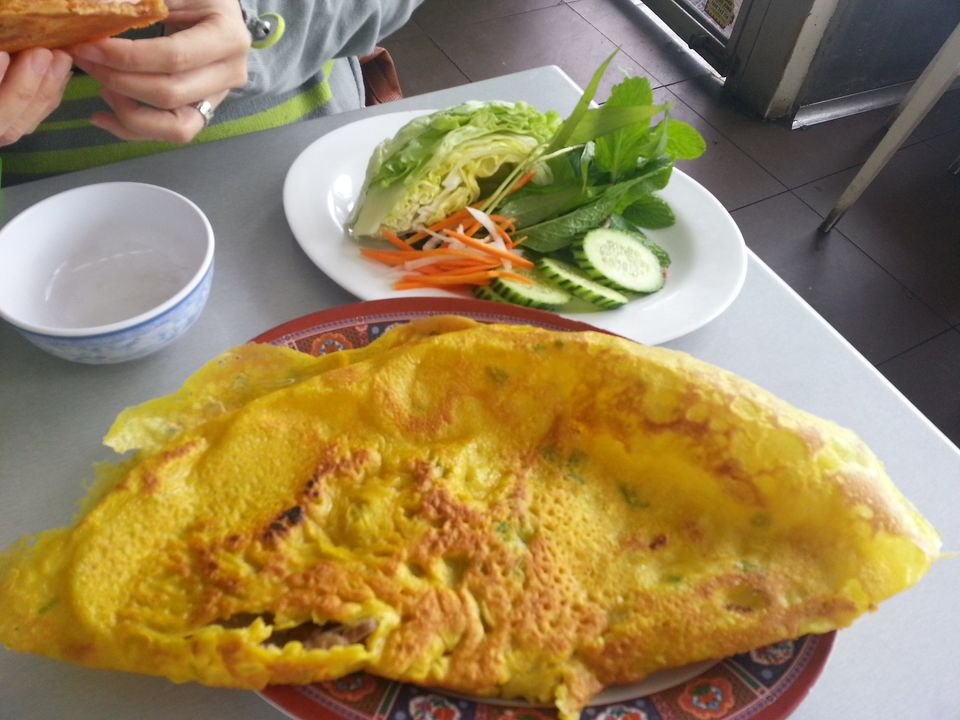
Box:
[0,318,939,718]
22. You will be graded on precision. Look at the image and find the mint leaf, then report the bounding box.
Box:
[498,185,590,228]
[564,104,669,149]
[622,194,676,229]
[520,160,672,252]
[665,119,706,160]
[646,113,670,159]
[611,75,654,109]
[615,160,673,207]
[520,191,625,253]
[594,76,661,179]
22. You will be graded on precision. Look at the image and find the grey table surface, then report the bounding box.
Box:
[1,66,957,720]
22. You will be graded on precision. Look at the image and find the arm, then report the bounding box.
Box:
[238,0,424,97]
[68,0,423,144]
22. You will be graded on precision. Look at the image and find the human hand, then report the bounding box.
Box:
[0,49,73,147]
[70,0,250,144]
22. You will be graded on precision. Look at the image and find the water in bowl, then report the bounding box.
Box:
[40,229,192,329]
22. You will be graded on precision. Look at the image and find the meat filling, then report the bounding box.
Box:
[265,618,379,650]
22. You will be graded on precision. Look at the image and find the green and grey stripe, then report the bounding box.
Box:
[2,59,334,183]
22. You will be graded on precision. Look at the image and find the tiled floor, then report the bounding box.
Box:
[382,0,960,447]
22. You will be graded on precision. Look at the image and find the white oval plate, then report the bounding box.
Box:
[283,110,747,345]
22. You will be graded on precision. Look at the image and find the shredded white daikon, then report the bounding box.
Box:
[466,206,513,270]
[465,207,506,244]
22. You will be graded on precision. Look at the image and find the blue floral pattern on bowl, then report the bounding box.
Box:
[17,265,214,364]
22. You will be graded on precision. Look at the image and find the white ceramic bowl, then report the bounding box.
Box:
[0,182,215,364]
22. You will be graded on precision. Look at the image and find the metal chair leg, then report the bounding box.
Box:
[819,21,960,233]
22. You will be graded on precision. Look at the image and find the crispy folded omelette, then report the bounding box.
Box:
[0,0,168,53]
[0,317,940,718]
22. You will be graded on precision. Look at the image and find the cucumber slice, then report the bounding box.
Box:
[636,235,672,270]
[609,214,672,268]
[573,227,665,294]
[490,269,572,310]
[537,257,629,309]
[472,285,510,303]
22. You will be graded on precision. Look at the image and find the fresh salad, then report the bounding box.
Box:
[346,53,706,311]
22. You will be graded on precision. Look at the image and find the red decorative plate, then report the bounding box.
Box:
[252,297,835,720]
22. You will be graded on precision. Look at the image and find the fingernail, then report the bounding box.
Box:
[71,44,103,63]
[30,49,53,75]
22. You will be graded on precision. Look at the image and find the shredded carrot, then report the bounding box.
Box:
[400,271,499,284]
[443,229,534,268]
[395,269,533,289]
[394,280,481,290]
[488,214,516,228]
[492,225,516,246]
[427,208,473,229]
[363,206,528,293]
[360,249,414,263]
[417,260,500,275]
[380,228,414,250]
[508,170,537,194]
[361,247,494,265]
[404,209,475,244]
[491,270,534,283]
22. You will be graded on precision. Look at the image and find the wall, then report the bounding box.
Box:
[799,0,960,106]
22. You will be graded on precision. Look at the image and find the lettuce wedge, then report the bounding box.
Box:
[348,101,561,238]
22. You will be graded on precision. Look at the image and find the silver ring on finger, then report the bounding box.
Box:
[192,99,215,127]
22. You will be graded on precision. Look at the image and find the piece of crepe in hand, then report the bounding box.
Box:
[0,317,940,719]
[0,0,168,53]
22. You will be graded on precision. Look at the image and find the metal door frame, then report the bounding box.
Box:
[637,0,760,75]
[637,0,844,121]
